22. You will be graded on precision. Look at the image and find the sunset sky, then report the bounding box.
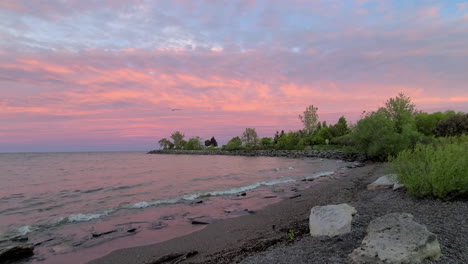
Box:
[1,0,468,152]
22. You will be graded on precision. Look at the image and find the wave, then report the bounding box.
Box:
[130,178,296,209]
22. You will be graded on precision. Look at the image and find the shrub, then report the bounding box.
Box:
[390,136,468,199]
[433,113,468,137]
[222,136,243,151]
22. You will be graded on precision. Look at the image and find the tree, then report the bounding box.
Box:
[170,131,185,149]
[222,136,243,150]
[260,137,274,149]
[241,128,259,148]
[329,116,350,137]
[383,93,417,133]
[204,139,212,147]
[210,136,218,147]
[415,111,455,136]
[299,105,319,134]
[158,138,173,150]
[185,137,203,150]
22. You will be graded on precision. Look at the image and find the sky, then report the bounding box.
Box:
[1,0,468,152]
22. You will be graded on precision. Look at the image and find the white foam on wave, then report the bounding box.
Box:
[17,225,33,235]
[131,198,180,208]
[67,210,113,223]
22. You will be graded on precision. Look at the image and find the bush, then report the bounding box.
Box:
[222,136,243,150]
[433,113,468,137]
[390,136,468,199]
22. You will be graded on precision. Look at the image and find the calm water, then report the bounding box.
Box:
[0,152,350,263]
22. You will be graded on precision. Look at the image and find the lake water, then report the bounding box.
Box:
[0,152,351,263]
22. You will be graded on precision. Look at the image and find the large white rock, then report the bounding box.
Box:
[350,213,441,264]
[367,174,403,190]
[309,203,357,237]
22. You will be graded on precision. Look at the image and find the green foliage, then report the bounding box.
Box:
[299,105,319,134]
[260,137,274,149]
[241,128,259,149]
[383,93,417,133]
[415,111,455,136]
[158,138,174,150]
[329,116,350,137]
[185,137,203,150]
[287,229,295,242]
[222,136,243,150]
[434,113,468,137]
[204,139,211,147]
[352,109,424,160]
[276,132,301,150]
[390,136,468,199]
[210,136,218,147]
[170,131,185,149]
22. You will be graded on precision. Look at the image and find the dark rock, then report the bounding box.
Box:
[191,217,221,225]
[127,228,137,233]
[91,229,117,238]
[0,244,34,262]
[264,195,277,199]
[11,235,28,242]
[289,194,302,199]
[192,200,203,204]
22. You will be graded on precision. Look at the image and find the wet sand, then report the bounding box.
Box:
[88,163,468,264]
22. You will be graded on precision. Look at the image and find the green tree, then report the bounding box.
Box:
[276,132,301,150]
[242,128,259,148]
[434,113,468,137]
[329,116,350,137]
[260,137,274,149]
[299,105,319,134]
[204,139,212,147]
[383,93,417,133]
[170,131,185,149]
[158,138,173,150]
[222,136,243,150]
[185,137,203,150]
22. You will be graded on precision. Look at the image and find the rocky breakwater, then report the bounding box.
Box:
[147,149,367,162]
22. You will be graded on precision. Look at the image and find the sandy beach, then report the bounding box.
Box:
[88,162,468,264]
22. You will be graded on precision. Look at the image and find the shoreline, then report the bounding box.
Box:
[147,149,367,162]
[89,162,468,264]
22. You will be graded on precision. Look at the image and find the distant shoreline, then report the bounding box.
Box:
[147,149,367,162]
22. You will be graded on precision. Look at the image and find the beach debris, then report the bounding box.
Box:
[191,217,221,225]
[0,244,34,262]
[350,213,441,264]
[126,228,137,233]
[289,194,302,199]
[309,203,357,237]
[367,174,403,191]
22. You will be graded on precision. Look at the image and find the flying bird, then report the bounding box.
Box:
[169,108,182,111]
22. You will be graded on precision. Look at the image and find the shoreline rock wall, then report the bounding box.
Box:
[147,149,367,162]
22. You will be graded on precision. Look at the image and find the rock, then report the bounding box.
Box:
[240,192,247,196]
[264,195,277,198]
[91,229,117,238]
[272,186,284,193]
[289,194,302,199]
[309,203,357,237]
[354,163,365,167]
[367,174,403,191]
[350,213,441,264]
[191,217,221,225]
[127,228,137,233]
[0,244,34,262]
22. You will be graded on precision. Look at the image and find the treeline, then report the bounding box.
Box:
[158,93,467,161]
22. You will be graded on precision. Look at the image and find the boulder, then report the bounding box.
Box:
[309,203,357,237]
[367,174,403,191]
[350,213,441,264]
[0,244,34,262]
